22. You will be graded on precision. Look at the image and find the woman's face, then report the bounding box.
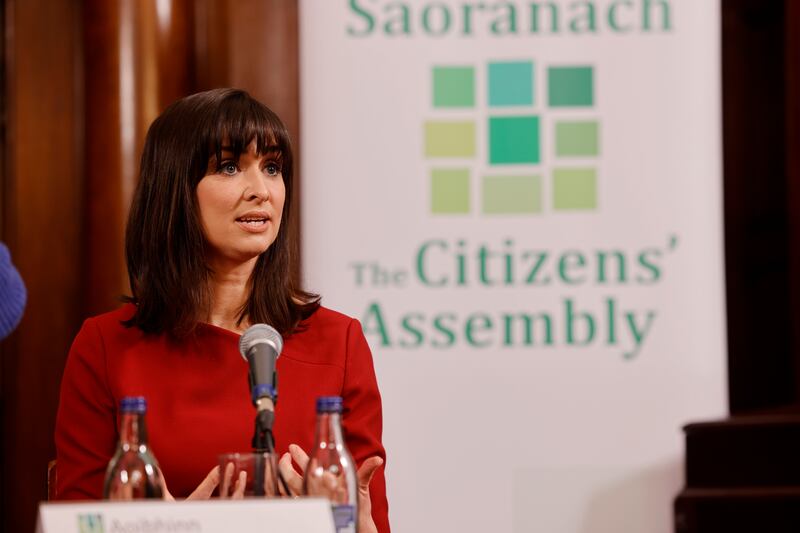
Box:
[196,140,286,268]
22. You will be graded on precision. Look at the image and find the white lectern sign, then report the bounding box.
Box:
[37,499,335,533]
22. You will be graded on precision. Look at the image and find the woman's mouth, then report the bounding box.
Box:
[235,214,270,232]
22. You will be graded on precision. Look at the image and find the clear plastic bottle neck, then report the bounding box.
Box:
[118,411,148,449]
[314,411,345,448]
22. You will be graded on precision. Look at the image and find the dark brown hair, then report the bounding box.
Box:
[124,88,319,337]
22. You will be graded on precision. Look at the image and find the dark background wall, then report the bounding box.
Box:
[723,0,800,414]
[1,1,798,532]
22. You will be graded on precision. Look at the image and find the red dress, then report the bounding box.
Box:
[55,304,390,532]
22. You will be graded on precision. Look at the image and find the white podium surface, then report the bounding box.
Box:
[36,498,335,533]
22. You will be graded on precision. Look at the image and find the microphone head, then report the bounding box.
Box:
[239,323,284,360]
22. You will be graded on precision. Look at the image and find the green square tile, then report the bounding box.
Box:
[482,175,542,214]
[433,66,475,108]
[489,116,540,164]
[431,169,470,214]
[488,61,533,107]
[555,121,599,157]
[425,121,476,158]
[548,66,594,107]
[553,168,597,210]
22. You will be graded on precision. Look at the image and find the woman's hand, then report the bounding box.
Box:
[355,456,383,533]
[277,444,307,496]
[218,462,248,499]
[278,444,383,533]
[161,466,222,500]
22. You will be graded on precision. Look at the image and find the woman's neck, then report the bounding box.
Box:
[205,257,257,333]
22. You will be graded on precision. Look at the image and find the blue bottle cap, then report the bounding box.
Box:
[119,396,147,414]
[316,396,343,413]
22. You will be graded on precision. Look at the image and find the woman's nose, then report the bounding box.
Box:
[243,166,270,201]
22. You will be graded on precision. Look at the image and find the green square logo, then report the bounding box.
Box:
[482,175,542,214]
[548,66,594,107]
[555,121,599,157]
[432,169,470,214]
[425,121,476,157]
[489,116,540,164]
[427,59,601,215]
[433,66,475,108]
[488,61,533,107]
[553,168,597,210]
[78,515,105,533]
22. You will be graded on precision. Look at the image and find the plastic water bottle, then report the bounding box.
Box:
[103,396,164,499]
[304,396,358,533]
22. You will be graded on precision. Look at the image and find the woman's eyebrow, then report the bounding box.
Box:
[207,148,234,161]
[215,145,281,153]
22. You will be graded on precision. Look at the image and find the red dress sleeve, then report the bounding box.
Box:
[54,317,117,499]
[341,319,390,533]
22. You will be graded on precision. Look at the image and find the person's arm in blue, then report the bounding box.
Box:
[0,242,26,339]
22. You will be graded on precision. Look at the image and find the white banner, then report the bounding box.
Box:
[300,1,725,532]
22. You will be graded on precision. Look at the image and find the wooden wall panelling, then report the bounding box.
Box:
[83,0,129,316]
[83,0,197,317]
[1,0,83,531]
[153,0,196,108]
[1,0,7,517]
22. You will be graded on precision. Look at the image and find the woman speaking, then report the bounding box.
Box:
[54,88,389,532]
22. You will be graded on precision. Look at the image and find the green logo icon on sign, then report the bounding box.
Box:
[78,514,105,533]
[425,61,599,214]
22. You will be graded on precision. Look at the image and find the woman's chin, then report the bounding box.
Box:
[207,248,268,270]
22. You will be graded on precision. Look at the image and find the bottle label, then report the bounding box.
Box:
[331,504,356,533]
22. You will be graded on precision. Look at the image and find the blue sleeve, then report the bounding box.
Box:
[0,242,27,339]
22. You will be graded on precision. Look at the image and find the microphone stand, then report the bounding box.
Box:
[251,393,292,497]
[252,408,275,496]
[253,409,276,451]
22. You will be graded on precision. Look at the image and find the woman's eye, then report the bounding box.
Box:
[264,162,281,176]
[219,161,238,175]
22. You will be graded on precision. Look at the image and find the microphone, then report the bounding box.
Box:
[239,323,288,496]
[238,323,283,413]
